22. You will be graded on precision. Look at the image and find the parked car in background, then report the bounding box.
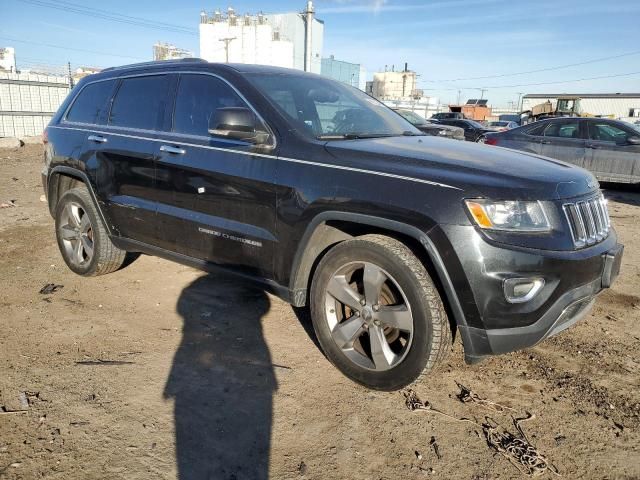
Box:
[483,117,640,184]
[487,120,518,131]
[431,112,466,120]
[435,118,496,142]
[393,109,464,140]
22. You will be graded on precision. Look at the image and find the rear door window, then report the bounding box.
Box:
[543,121,581,139]
[172,74,246,136]
[109,75,170,130]
[525,122,548,136]
[66,80,116,125]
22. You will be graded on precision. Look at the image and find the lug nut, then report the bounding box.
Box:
[360,298,366,306]
[372,304,379,312]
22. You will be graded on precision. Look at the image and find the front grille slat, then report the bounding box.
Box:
[563,193,610,248]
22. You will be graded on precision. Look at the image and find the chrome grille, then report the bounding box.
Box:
[563,194,610,248]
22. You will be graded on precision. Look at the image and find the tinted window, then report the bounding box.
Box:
[588,122,629,142]
[543,121,581,139]
[66,80,116,124]
[525,122,548,136]
[173,74,246,136]
[109,75,169,130]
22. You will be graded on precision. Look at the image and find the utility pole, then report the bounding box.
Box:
[456,89,461,105]
[479,88,487,100]
[219,37,236,63]
[516,92,524,112]
[67,61,73,88]
[303,0,314,72]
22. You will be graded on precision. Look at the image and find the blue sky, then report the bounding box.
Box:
[2,0,640,106]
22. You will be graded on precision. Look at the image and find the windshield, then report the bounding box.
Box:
[396,109,428,125]
[489,121,508,127]
[247,73,421,139]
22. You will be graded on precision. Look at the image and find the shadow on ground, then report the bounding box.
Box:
[164,272,275,480]
[601,182,640,207]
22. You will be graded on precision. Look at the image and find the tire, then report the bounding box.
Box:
[310,234,451,391]
[476,135,487,143]
[55,186,128,276]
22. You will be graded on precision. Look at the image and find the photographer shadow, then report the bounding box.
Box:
[164,272,275,480]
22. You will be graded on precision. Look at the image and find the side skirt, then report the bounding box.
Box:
[112,236,292,303]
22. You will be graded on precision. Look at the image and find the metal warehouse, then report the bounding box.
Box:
[521,93,640,123]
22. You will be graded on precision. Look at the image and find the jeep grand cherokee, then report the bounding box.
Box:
[41,59,623,390]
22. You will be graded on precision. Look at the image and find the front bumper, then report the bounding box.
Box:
[434,225,623,363]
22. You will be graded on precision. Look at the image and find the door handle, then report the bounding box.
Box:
[541,140,551,144]
[586,144,599,149]
[160,145,186,155]
[87,135,107,143]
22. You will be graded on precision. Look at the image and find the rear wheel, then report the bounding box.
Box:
[55,187,129,276]
[310,234,451,390]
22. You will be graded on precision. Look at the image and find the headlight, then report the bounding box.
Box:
[465,199,550,232]
[438,129,447,136]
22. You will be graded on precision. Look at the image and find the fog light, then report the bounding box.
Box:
[503,277,545,303]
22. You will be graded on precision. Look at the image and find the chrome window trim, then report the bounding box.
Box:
[61,69,276,150]
[48,124,461,190]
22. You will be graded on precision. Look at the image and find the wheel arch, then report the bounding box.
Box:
[289,212,469,343]
[47,166,114,235]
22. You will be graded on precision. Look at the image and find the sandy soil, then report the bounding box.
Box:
[0,144,638,480]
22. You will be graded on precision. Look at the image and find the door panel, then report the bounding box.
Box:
[92,131,158,244]
[584,121,640,183]
[153,134,278,277]
[153,73,278,278]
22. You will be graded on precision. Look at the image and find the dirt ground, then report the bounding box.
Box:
[0,144,638,480]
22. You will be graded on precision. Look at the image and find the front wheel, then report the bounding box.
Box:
[476,135,487,143]
[310,235,451,390]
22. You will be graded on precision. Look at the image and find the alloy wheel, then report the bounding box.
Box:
[323,261,414,371]
[59,202,94,267]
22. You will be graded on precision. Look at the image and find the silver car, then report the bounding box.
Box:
[483,117,640,183]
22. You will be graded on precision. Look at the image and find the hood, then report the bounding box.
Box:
[324,136,598,200]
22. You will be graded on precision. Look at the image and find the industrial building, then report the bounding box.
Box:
[199,3,323,73]
[0,47,16,73]
[522,93,640,123]
[153,42,194,61]
[321,55,365,90]
[365,65,422,101]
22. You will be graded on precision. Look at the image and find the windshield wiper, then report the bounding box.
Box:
[401,130,425,136]
[317,132,401,140]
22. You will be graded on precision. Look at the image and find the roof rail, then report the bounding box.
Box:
[102,58,208,72]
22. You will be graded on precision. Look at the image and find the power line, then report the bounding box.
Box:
[0,36,146,61]
[16,0,197,36]
[475,70,640,89]
[423,50,640,82]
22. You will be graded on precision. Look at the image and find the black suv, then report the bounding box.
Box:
[42,60,623,390]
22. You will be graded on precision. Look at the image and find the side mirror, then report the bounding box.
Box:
[208,107,269,144]
[626,135,640,145]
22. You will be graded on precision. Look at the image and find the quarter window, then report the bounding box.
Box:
[109,75,170,130]
[66,80,116,125]
[543,121,581,139]
[173,74,245,136]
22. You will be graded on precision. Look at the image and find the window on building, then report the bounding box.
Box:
[173,74,246,136]
[66,80,116,124]
[109,75,170,130]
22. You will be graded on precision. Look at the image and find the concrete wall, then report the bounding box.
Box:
[0,72,70,137]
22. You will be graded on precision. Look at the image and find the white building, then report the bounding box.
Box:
[522,93,640,123]
[153,42,194,61]
[0,47,16,73]
[366,65,421,101]
[199,5,323,73]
